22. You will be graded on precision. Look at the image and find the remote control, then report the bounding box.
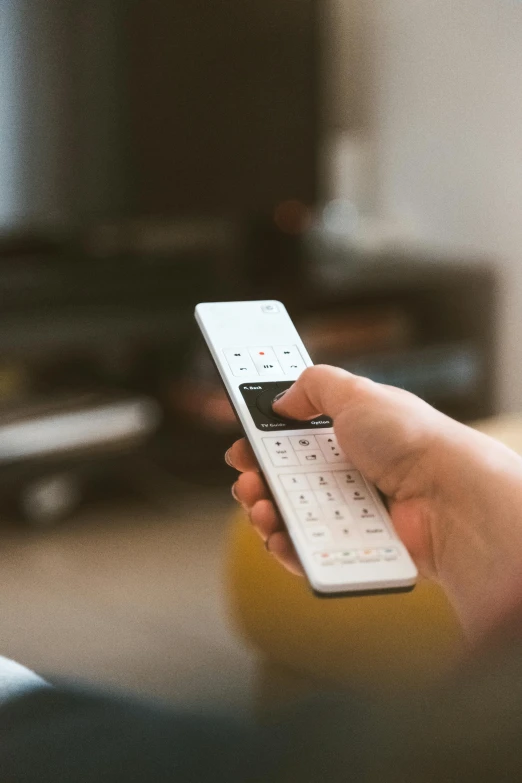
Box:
[195,300,417,596]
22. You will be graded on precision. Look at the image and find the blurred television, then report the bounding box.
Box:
[1,0,320,293]
[124,0,320,218]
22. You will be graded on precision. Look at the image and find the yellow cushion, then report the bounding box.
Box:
[226,513,463,694]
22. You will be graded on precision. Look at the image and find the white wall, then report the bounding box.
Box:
[334,0,522,412]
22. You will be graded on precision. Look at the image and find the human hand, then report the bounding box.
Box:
[226,366,522,640]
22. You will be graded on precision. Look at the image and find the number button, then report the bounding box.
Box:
[297,450,325,465]
[306,472,336,490]
[295,508,323,526]
[334,470,364,490]
[314,488,344,506]
[280,474,310,491]
[333,525,352,541]
[324,505,352,523]
[263,438,299,467]
[317,434,347,463]
[355,504,379,520]
[288,490,316,508]
[289,435,319,451]
[345,487,369,503]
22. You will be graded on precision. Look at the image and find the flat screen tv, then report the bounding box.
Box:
[0,0,320,231]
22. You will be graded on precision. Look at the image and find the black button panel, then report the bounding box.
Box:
[239,381,332,432]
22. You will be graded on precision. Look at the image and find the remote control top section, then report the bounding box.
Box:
[240,381,332,432]
[195,300,417,596]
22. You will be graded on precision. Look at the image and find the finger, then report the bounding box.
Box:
[250,499,283,541]
[226,438,259,472]
[272,365,380,421]
[266,531,305,577]
[233,471,270,510]
[249,502,304,576]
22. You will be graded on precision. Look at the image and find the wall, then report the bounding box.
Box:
[333,0,522,412]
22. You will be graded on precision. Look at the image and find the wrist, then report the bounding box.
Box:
[448,567,522,644]
[434,431,522,641]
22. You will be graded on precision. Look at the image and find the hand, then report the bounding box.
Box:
[227,366,522,640]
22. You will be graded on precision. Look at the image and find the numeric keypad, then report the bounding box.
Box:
[263,435,393,563]
[274,463,391,552]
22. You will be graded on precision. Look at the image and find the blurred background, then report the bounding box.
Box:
[0,0,521,713]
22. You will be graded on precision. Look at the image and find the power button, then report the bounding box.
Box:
[261,303,279,314]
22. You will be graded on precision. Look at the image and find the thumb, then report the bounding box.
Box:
[273,365,439,496]
[272,365,378,421]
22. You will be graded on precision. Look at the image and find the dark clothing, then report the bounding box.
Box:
[2,616,522,782]
[0,688,268,783]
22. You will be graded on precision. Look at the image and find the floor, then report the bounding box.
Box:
[0,484,257,712]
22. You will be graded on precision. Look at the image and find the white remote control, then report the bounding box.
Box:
[195,300,417,596]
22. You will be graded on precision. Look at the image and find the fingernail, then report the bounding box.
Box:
[231,482,239,501]
[272,390,288,404]
[224,449,233,467]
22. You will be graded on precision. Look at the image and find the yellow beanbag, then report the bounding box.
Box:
[226,512,464,695]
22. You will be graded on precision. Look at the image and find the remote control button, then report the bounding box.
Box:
[249,347,282,376]
[263,438,299,467]
[380,547,399,561]
[280,474,310,491]
[324,505,352,523]
[333,525,352,541]
[344,487,369,503]
[315,552,337,566]
[296,508,323,526]
[297,450,326,465]
[317,434,347,463]
[306,472,336,490]
[355,504,379,520]
[261,303,279,314]
[273,345,307,375]
[314,488,344,506]
[223,348,257,377]
[339,550,358,564]
[240,381,333,433]
[361,524,390,540]
[334,470,365,490]
[305,526,333,545]
[289,435,319,451]
[324,450,346,464]
[288,490,316,508]
[358,548,380,562]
